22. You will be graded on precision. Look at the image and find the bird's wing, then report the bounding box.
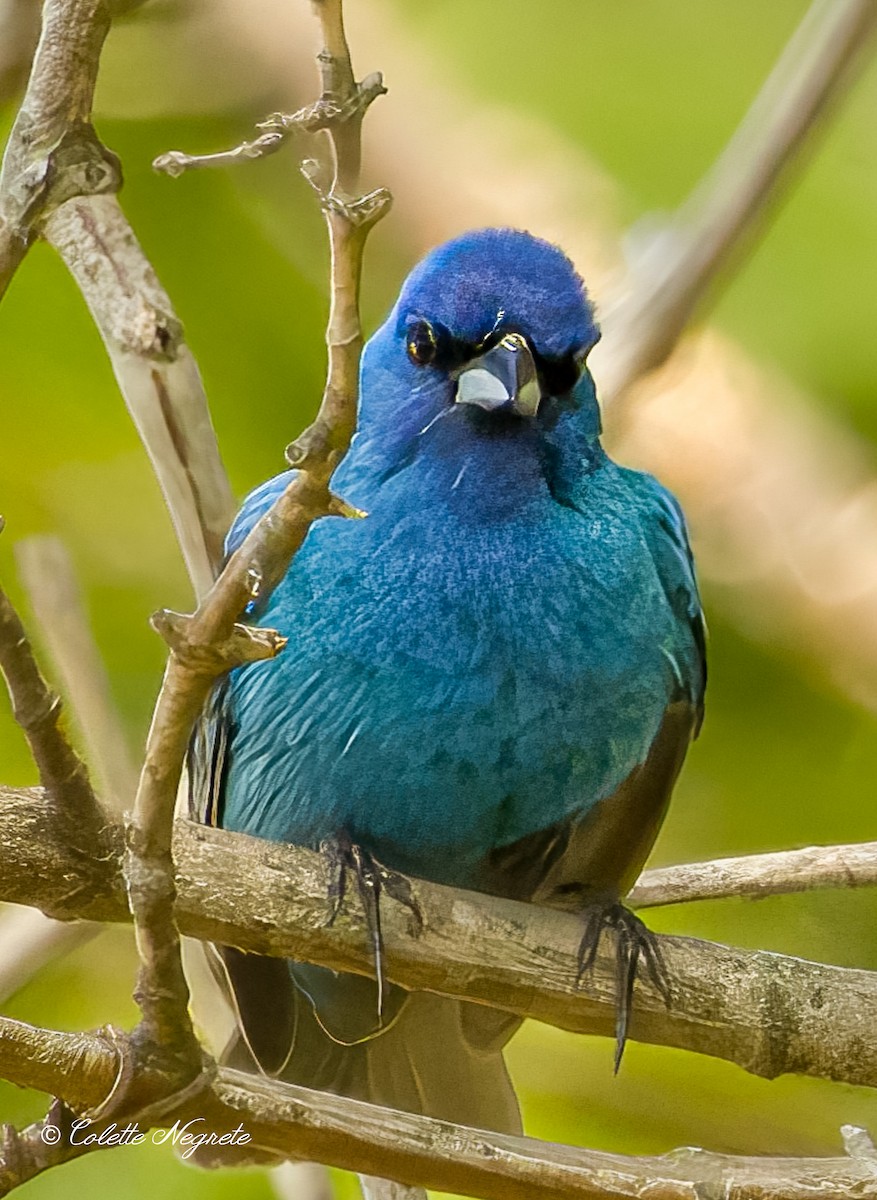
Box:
[485,471,706,907]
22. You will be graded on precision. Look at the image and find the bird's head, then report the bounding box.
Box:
[340,228,603,510]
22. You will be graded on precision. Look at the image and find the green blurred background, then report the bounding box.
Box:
[2,1,877,1196]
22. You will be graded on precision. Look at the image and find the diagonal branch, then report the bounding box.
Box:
[594,0,877,404]
[15,535,138,808]
[118,0,389,1121]
[0,529,102,838]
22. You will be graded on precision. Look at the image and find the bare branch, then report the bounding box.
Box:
[15,536,138,808]
[116,0,389,1100]
[41,195,235,597]
[1,1015,876,1199]
[0,549,102,837]
[2,787,877,1092]
[593,0,877,403]
[630,840,877,909]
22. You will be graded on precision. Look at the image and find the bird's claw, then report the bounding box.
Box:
[320,832,423,1020]
[575,900,671,1073]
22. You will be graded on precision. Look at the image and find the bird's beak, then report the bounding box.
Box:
[454,333,542,418]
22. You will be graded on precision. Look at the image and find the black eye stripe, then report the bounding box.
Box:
[404,317,584,391]
[533,350,583,396]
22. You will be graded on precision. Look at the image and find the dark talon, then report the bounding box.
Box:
[575,900,671,1072]
[320,832,423,1021]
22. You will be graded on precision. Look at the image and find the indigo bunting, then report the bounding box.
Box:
[190,228,706,1135]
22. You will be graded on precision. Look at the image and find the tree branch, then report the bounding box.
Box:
[630,840,877,908]
[1,1014,876,1199]
[593,0,877,404]
[2,786,876,1092]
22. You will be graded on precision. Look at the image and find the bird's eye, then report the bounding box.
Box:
[406,320,438,367]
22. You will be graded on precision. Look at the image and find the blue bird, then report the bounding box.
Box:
[190,227,705,1135]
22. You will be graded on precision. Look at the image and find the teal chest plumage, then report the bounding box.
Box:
[221,456,696,890]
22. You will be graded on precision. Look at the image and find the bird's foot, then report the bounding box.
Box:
[320,832,423,1019]
[575,899,671,1072]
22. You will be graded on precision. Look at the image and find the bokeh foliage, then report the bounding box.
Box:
[1,1,876,1197]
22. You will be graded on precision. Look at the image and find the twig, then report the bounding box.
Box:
[118,0,389,1106]
[593,0,877,404]
[630,840,877,908]
[0,0,236,597]
[15,536,138,808]
[1,1017,876,1200]
[151,71,386,177]
[154,0,390,475]
[3,787,877,1092]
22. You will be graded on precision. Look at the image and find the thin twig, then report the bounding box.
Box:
[630,840,877,909]
[119,0,389,1103]
[1,1017,876,1200]
[593,0,877,404]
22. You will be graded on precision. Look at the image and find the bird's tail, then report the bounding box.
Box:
[221,957,523,1135]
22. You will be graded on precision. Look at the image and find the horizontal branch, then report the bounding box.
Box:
[2,1016,877,1200]
[2,785,876,1090]
[630,839,877,908]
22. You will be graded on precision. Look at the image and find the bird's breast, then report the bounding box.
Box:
[223,488,678,889]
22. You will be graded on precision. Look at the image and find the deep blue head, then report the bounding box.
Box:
[338,228,604,512]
